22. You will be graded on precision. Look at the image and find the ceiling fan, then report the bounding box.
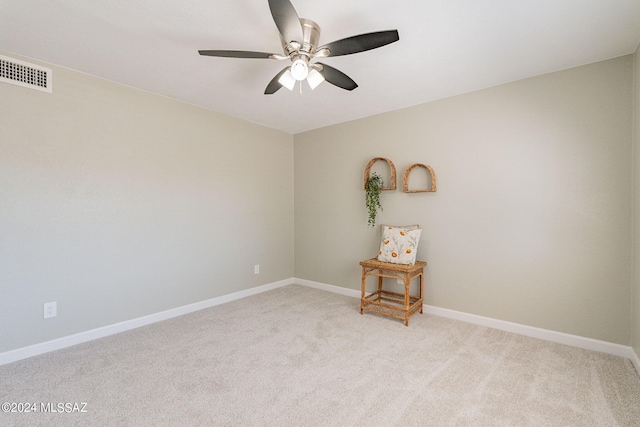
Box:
[199,0,399,94]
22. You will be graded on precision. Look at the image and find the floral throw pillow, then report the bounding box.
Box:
[380,224,419,231]
[377,226,422,265]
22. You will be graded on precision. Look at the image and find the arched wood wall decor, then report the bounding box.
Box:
[364,157,396,190]
[403,163,437,193]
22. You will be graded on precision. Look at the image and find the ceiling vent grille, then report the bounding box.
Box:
[0,54,52,93]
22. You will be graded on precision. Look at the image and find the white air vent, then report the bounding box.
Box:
[0,54,52,93]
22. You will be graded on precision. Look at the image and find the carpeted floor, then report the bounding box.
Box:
[1,284,639,426]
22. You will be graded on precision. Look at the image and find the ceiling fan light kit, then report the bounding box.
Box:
[306,69,324,90]
[290,57,309,80]
[199,0,399,95]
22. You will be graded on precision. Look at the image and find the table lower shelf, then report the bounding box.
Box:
[361,289,423,324]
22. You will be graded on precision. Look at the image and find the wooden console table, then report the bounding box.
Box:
[360,258,427,326]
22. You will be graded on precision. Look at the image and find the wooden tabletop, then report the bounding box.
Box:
[360,258,426,272]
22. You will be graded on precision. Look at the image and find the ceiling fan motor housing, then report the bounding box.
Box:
[281,18,321,57]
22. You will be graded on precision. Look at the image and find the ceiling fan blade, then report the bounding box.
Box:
[199,50,277,59]
[264,67,290,94]
[268,0,303,44]
[319,30,399,57]
[316,62,358,91]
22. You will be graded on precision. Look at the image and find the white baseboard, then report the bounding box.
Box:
[295,278,638,362]
[0,278,294,366]
[631,347,640,375]
[423,305,635,360]
[3,277,638,370]
[295,278,361,298]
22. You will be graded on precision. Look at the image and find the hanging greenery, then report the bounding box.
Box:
[365,172,384,227]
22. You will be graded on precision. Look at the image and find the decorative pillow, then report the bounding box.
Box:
[380,224,419,231]
[377,226,422,265]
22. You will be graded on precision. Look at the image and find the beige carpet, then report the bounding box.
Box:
[1,284,639,426]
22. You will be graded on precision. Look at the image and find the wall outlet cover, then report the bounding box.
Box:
[44,302,57,319]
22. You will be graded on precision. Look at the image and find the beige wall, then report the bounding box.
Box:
[0,52,294,353]
[295,56,633,345]
[633,46,640,356]
[2,50,636,354]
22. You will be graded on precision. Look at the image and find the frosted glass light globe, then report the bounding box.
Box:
[290,58,309,81]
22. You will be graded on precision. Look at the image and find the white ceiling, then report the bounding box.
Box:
[2,0,640,134]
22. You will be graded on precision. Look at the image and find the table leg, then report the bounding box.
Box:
[360,267,365,314]
[404,275,410,326]
[420,271,424,314]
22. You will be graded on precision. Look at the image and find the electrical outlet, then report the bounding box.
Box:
[43,302,57,319]
[254,265,260,274]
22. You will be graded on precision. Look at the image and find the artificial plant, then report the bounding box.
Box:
[365,172,384,227]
